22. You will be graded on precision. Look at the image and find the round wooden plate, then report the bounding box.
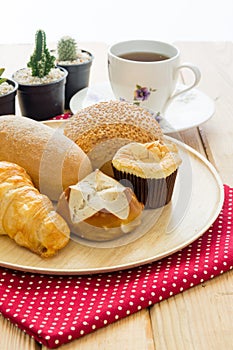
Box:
[0,123,224,275]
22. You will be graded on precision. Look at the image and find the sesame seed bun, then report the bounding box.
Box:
[64,100,163,174]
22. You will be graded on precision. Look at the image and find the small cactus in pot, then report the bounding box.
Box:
[0,68,7,85]
[12,29,68,121]
[56,35,93,109]
[0,68,18,115]
[57,36,77,62]
[27,29,56,78]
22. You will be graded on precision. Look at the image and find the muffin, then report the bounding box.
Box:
[63,100,163,175]
[56,170,144,241]
[112,140,182,209]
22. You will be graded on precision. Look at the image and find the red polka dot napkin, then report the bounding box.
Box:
[0,184,232,349]
[50,112,72,120]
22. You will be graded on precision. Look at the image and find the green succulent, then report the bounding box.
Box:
[27,29,55,78]
[0,68,7,85]
[57,36,77,61]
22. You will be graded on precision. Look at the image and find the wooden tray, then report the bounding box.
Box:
[0,128,224,275]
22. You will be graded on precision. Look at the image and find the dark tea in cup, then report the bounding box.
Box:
[119,51,170,62]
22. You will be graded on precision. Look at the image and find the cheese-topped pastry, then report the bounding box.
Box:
[68,170,130,222]
[112,140,182,209]
[56,170,144,241]
[112,140,182,179]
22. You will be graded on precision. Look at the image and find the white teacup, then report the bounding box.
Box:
[108,40,201,113]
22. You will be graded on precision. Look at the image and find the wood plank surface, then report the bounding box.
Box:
[0,315,39,350]
[42,309,154,350]
[0,41,233,350]
[177,41,233,186]
[150,270,233,350]
[148,41,233,350]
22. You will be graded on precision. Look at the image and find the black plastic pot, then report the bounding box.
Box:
[14,67,68,121]
[57,51,93,109]
[0,79,18,116]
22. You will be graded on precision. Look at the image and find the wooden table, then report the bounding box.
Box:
[0,42,232,350]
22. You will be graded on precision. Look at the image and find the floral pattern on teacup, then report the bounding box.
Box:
[133,84,156,105]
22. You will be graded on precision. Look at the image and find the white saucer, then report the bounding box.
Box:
[70,82,215,134]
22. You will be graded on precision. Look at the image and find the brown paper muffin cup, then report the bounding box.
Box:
[112,167,178,209]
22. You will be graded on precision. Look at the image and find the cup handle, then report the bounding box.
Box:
[163,63,201,112]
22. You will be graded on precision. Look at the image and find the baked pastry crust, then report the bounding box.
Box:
[57,170,144,241]
[0,161,70,257]
[0,115,92,200]
[63,101,163,173]
[64,186,143,229]
[64,100,163,153]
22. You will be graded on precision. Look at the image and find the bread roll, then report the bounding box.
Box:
[63,100,163,173]
[0,161,70,257]
[0,115,92,200]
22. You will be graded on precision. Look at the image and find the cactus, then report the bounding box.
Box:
[57,36,77,61]
[0,68,7,85]
[27,30,55,78]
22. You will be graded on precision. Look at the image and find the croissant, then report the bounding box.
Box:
[0,161,70,257]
